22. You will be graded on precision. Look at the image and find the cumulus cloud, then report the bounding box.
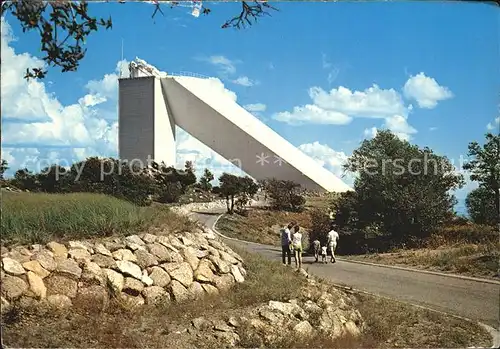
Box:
[361,115,416,142]
[232,76,258,87]
[363,127,378,139]
[273,83,418,140]
[274,104,352,126]
[273,84,410,127]
[1,19,53,124]
[383,115,417,141]
[403,72,453,109]
[273,74,453,141]
[309,85,408,118]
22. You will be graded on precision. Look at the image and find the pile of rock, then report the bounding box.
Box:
[187,278,365,347]
[1,229,246,311]
[170,200,227,217]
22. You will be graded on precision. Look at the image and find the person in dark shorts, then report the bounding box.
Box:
[312,239,321,262]
[280,222,294,265]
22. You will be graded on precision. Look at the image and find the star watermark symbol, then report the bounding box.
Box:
[273,155,286,166]
[256,152,270,166]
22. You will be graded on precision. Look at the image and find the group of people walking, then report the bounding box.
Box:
[280,221,339,269]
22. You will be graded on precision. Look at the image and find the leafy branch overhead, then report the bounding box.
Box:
[1,1,112,80]
[2,0,278,80]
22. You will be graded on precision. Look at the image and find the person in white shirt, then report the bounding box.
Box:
[280,222,295,265]
[321,245,327,263]
[291,225,303,269]
[326,226,340,263]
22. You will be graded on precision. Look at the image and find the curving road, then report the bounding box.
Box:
[195,212,500,329]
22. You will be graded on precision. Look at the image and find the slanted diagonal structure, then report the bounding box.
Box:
[118,63,352,193]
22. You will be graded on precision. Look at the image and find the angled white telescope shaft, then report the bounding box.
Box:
[119,72,352,193]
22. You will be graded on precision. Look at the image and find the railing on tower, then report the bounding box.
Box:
[168,71,211,79]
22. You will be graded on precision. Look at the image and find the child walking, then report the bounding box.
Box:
[321,245,327,264]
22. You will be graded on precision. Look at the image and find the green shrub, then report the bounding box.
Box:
[262,178,306,212]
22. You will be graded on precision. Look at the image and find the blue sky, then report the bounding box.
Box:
[1,1,499,214]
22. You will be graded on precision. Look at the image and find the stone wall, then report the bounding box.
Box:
[1,228,246,312]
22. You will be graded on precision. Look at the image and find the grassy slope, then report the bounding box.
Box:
[1,191,195,246]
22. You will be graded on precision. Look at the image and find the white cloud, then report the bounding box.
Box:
[429,127,438,131]
[309,85,408,118]
[243,103,267,112]
[274,104,352,126]
[486,116,499,131]
[298,141,354,186]
[362,115,417,142]
[403,72,453,109]
[274,84,409,126]
[363,127,378,139]
[232,76,257,87]
[200,55,259,88]
[383,115,417,141]
[274,83,415,137]
[1,19,52,123]
[205,55,237,75]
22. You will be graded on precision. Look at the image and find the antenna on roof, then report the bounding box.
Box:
[120,38,124,78]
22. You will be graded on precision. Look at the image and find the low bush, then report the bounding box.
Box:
[427,224,498,248]
[261,178,306,212]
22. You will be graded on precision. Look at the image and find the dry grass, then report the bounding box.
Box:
[304,193,336,210]
[345,242,500,279]
[345,224,499,279]
[216,208,311,246]
[1,191,195,246]
[354,293,492,348]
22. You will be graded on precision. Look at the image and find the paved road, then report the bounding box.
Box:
[195,212,500,328]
